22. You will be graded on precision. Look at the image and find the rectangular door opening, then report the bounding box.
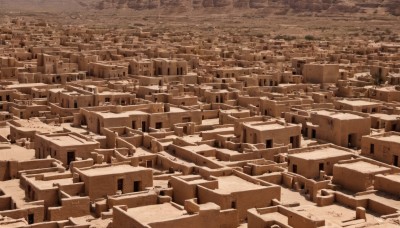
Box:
[319,163,324,171]
[67,151,75,166]
[266,139,273,148]
[142,121,146,132]
[28,214,34,224]
[117,179,124,192]
[311,129,316,139]
[134,181,140,192]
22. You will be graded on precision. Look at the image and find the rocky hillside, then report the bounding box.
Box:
[96,0,400,15]
[0,0,399,16]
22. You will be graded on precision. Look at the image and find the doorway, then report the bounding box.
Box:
[28,214,34,224]
[266,139,273,148]
[67,151,75,166]
[348,134,357,148]
[142,121,146,132]
[319,163,324,171]
[394,155,399,167]
[292,164,297,173]
[134,181,140,192]
[290,136,299,148]
[117,179,124,192]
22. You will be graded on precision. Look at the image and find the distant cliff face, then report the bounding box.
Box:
[0,0,398,16]
[94,0,400,16]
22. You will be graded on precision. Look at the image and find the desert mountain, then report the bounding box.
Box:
[0,0,399,16]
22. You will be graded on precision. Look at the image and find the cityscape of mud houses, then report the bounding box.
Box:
[0,2,400,227]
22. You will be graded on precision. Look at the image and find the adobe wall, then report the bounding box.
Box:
[0,195,12,211]
[168,144,223,169]
[59,182,85,196]
[0,205,45,224]
[278,206,325,228]
[0,160,11,181]
[79,168,153,200]
[148,210,220,228]
[332,166,370,192]
[47,197,90,221]
[112,206,147,228]
[219,208,240,227]
[107,192,158,208]
[374,174,400,195]
[156,154,194,175]
[361,136,400,165]
[288,153,352,179]
[232,187,279,221]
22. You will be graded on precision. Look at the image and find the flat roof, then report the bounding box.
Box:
[257,211,288,225]
[336,161,390,174]
[29,177,73,190]
[245,122,293,131]
[0,145,35,161]
[217,148,241,156]
[214,175,264,194]
[5,83,48,89]
[313,110,364,120]
[11,119,64,133]
[46,134,96,147]
[252,123,285,131]
[168,107,186,113]
[184,144,215,153]
[370,113,400,121]
[201,127,234,133]
[125,203,185,225]
[337,99,380,106]
[289,147,352,160]
[373,135,400,143]
[97,110,148,118]
[79,165,147,177]
[379,174,400,183]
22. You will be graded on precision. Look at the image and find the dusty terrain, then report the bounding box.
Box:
[0,1,399,228]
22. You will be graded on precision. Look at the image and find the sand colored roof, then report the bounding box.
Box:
[126,203,185,224]
[168,107,186,113]
[337,99,380,106]
[373,86,400,92]
[78,165,147,177]
[370,113,400,121]
[249,123,286,131]
[158,151,195,166]
[217,148,241,155]
[220,109,249,114]
[5,83,48,89]
[184,144,215,153]
[289,147,352,160]
[201,127,234,133]
[0,179,36,209]
[374,135,400,143]
[0,145,35,161]
[336,161,390,174]
[378,174,400,183]
[29,177,73,190]
[45,134,97,147]
[10,119,64,133]
[214,175,264,194]
[313,110,364,120]
[97,110,148,118]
